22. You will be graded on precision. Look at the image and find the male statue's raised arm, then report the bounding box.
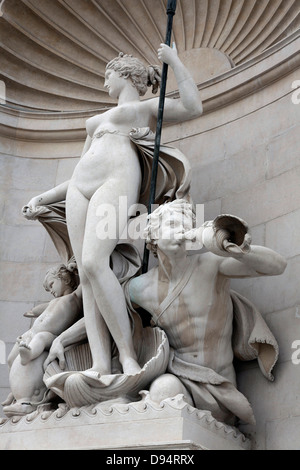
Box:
[218,245,287,279]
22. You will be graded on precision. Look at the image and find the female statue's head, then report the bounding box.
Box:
[106,53,161,96]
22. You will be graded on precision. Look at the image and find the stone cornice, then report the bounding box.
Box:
[0,123,86,143]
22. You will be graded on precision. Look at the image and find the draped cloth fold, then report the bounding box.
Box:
[231,290,279,382]
[129,127,191,206]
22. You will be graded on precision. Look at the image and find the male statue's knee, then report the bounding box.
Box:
[149,374,184,403]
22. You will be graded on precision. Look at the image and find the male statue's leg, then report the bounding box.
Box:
[149,373,194,406]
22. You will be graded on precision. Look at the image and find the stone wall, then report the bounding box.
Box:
[0,135,81,410]
[0,32,299,449]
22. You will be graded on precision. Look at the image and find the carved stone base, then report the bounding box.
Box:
[0,395,251,450]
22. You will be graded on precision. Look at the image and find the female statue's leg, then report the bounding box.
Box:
[66,184,112,375]
[81,181,141,375]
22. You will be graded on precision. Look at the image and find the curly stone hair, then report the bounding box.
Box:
[43,264,78,292]
[144,199,195,257]
[106,52,161,96]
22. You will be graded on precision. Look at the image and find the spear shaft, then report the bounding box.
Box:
[142,0,177,273]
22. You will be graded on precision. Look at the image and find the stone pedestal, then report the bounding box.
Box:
[0,396,250,450]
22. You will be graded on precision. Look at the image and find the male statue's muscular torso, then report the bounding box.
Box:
[132,252,236,385]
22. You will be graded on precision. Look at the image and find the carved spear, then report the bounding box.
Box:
[142,0,177,273]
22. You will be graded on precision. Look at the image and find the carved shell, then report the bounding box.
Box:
[214,228,231,250]
[44,326,169,408]
[202,214,250,256]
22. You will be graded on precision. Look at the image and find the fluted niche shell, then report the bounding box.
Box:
[1,0,299,111]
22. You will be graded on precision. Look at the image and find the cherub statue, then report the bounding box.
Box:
[2,264,82,416]
[14,265,81,366]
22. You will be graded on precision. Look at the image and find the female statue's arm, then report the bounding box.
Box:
[23,179,70,213]
[150,43,203,122]
[23,135,92,213]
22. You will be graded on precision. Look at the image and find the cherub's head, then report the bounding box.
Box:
[144,199,195,257]
[105,53,161,97]
[43,264,78,298]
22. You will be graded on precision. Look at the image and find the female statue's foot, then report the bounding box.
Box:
[85,365,111,377]
[121,357,141,376]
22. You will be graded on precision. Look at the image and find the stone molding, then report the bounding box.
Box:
[0,394,251,450]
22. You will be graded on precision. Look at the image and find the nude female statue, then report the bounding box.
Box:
[23,44,203,377]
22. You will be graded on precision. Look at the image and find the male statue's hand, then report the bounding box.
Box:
[223,232,252,256]
[201,215,251,257]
